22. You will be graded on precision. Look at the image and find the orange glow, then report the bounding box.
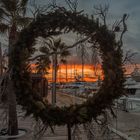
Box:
[31,64,103,82]
[31,64,38,73]
[124,64,140,74]
[31,64,140,82]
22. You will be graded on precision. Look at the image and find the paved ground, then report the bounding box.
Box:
[111,109,140,140]
[0,92,140,140]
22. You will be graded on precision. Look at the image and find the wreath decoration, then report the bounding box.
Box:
[12,8,125,127]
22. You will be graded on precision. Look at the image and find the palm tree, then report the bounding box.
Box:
[39,37,71,106]
[36,56,51,75]
[76,36,88,81]
[90,46,100,79]
[0,0,31,135]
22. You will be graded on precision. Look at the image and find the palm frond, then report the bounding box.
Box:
[54,38,62,49]
[60,50,71,57]
[16,16,32,28]
[0,0,18,14]
[0,8,10,20]
[35,56,51,74]
[20,0,29,8]
[39,46,50,54]
[60,59,67,64]
[18,0,29,15]
[38,37,71,69]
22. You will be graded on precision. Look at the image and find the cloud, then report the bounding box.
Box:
[1,0,139,63]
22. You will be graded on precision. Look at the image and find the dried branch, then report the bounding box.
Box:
[67,35,90,49]
[118,14,129,49]
[123,50,137,64]
[90,41,100,76]
[33,119,48,140]
[52,0,56,6]
[94,4,109,25]
[76,35,89,61]
[65,0,78,12]
[28,54,46,61]
[29,0,52,19]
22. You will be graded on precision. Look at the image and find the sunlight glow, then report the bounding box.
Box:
[31,64,103,82]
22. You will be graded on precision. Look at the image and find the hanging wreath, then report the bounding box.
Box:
[12,8,126,127]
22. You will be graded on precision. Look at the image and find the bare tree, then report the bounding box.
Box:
[123,50,137,65]
[29,0,52,19]
[65,0,78,12]
[94,4,128,50]
[76,35,89,81]
[94,4,109,25]
[90,45,100,77]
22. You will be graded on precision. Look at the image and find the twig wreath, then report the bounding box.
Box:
[12,8,126,127]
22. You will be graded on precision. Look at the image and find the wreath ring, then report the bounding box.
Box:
[12,8,125,126]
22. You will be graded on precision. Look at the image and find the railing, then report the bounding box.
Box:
[108,126,135,140]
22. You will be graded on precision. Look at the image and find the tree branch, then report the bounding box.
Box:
[94,4,109,26]
[122,50,137,64]
[28,54,46,61]
[65,0,78,12]
[118,14,128,49]
[65,33,96,50]
[29,33,95,62]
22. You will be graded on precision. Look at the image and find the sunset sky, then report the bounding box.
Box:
[31,63,103,82]
[32,63,139,82]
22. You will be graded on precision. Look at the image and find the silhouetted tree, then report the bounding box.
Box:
[0,0,31,135]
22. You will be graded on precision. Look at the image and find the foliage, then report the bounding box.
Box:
[0,0,32,34]
[0,0,32,135]
[12,7,126,127]
[34,37,71,74]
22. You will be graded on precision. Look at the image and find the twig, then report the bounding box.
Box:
[65,0,78,12]
[122,50,137,64]
[94,4,109,25]
[118,14,128,50]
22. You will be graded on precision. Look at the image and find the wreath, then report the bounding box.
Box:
[12,8,126,127]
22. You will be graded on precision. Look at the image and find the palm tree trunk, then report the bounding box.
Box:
[67,123,71,140]
[7,24,18,135]
[66,62,68,82]
[52,53,57,106]
[82,60,84,81]
[70,63,72,81]
[81,47,85,82]
[59,65,62,82]
[7,79,18,135]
